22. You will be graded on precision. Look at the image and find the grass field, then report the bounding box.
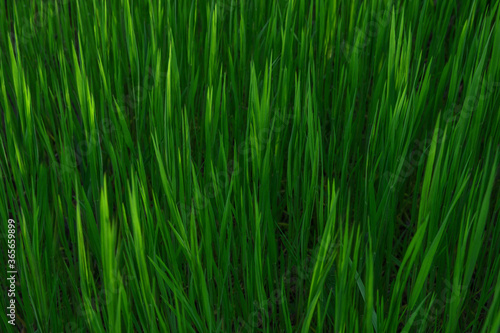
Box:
[1,0,500,332]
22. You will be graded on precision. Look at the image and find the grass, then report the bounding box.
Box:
[1,0,500,332]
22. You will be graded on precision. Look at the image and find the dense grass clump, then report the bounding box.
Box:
[1,0,500,332]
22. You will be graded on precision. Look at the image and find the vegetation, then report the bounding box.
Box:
[1,0,500,332]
